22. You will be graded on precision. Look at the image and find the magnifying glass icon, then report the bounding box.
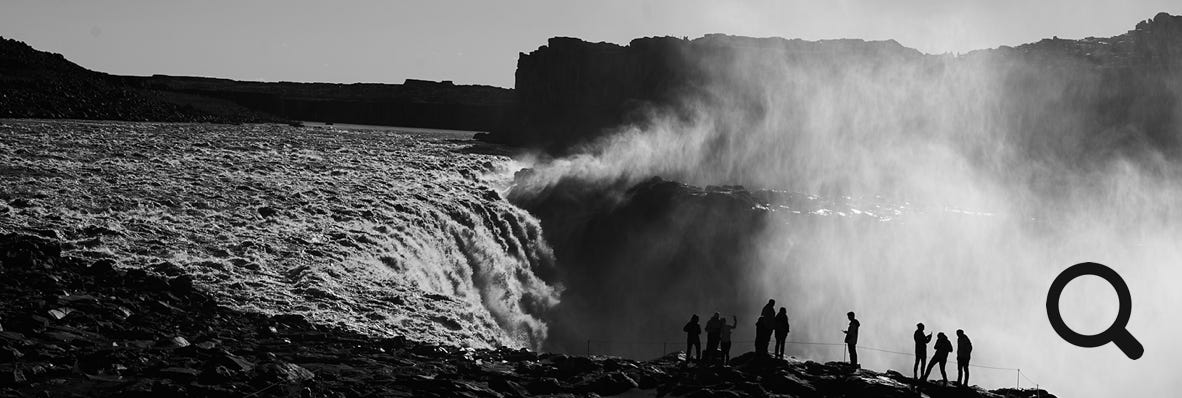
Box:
[1046,262,1143,359]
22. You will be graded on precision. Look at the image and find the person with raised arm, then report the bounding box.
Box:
[913,323,933,380]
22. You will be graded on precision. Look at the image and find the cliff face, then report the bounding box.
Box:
[0,37,258,123]
[123,76,515,131]
[0,36,514,130]
[499,36,699,150]
[495,35,923,152]
[491,13,1182,158]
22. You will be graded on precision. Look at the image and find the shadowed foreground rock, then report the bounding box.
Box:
[0,233,1054,397]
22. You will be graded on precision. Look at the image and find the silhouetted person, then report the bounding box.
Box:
[720,315,736,365]
[761,299,776,319]
[683,315,701,363]
[956,329,973,386]
[842,311,859,367]
[913,323,932,380]
[705,313,722,353]
[923,332,953,384]
[773,308,790,359]
[755,315,772,355]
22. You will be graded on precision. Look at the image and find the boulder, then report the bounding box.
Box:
[555,356,599,377]
[762,372,817,396]
[839,375,915,398]
[200,365,235,384]
[168,275,195,294]
[496,346,538,362]
[525,377,566,395]
[0,233,61,269]
[87,259,119,278]
[0,346,22,361]
[585,371,638,395]
[7,198,34,208]
[168,336,191,348]
[47,307,73,320]
[212,351,255,373]
[488,378,530,397]
[158,367,201,382]
[43,330,88,344]
[257,206,279,218]
[271,313,312,328]
[3,368,27,386]
[733,381,768,396]
[259,362,315,383]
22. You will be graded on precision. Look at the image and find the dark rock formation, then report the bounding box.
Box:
[490,34,925,152]
[489,13,1182,159]
[0,37,262,123]
[0,36,513,130]
[120,75,514,131]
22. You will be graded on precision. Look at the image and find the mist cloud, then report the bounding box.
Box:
[513,34,1182,397]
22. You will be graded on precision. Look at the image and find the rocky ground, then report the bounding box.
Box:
[0,232,1055,397]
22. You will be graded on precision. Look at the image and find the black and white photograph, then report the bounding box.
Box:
[1,1,1180,397]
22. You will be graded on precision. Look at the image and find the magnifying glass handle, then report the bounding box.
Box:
[1113,330,1144,360]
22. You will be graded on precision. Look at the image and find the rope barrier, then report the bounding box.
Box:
[1019,370,1038,384]
[580,337,1043,391]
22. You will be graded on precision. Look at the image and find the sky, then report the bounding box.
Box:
[2,0,1180,88]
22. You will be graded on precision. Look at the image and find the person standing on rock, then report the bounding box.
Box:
[705,313,722,354]
[922,332,953,384]
[755,314,772,355]
[773,308,790,359]
[761,299,776,319]
[683,314,702,363]
[720,315,737,365]
[842,311,860,367]
[956,329,973,386]
[913,323,932,380]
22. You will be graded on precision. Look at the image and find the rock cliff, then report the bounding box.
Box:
[122,76,514,131]
[0,36,514,130]
[0,37,258,123]
[490,13,1182,158]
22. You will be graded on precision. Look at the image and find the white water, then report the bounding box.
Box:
[0,120,560,349]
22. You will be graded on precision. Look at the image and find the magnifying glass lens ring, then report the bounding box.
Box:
[1046,262,1134,347]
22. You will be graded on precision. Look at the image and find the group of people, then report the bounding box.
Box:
[683,301,976,387]
[681,313,737,365]
[913,323,974,386]
[756,299,792,359]
[682,299,792,366]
